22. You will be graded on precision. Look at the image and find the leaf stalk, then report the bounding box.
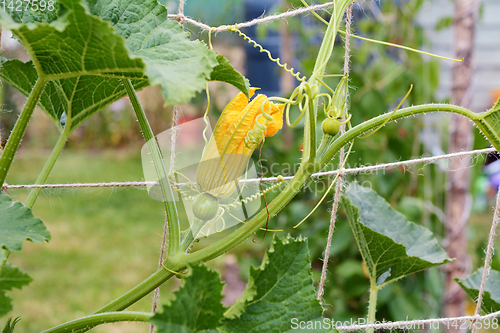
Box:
[24,120,72,209]
[40,311,151,333]
[122,79,181,256]
[0,78,47,185]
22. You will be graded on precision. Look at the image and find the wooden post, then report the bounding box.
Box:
[444,1,480,332]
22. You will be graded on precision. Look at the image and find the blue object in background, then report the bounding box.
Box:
[244,0,282,97]
[485,159,500,191]
[162,0,244,27]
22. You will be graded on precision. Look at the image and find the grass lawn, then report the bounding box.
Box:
[5,148,183,333]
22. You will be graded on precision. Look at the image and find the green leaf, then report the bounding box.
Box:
[149,264,225,333]
[0,1,145,78]
[342,182,452,287]
[0,0,217,130]
[456,268,500,313]
[86,0,218,104]
[209,54,250,98]
[152,237,337,333]
[492,96,500,112]
[0,293,12,318]
[0,263,32,292]
[0,264,32,319]
[435,16,453,31]
[1,316,21,333]
[0,194,50,262]
[0,58,148,131]
[220,236,335,333]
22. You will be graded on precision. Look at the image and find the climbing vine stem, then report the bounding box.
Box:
[122,79,181,256]
[41,312,151,333]
[0,78,47,186]
[25,119,72,209]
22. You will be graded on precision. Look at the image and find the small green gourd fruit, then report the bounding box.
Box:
[322,118,341,136]
[192,193,219,221]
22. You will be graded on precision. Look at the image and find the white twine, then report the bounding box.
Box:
[167,1,340,32]
[317,2,354,301]
[471,184,500,333]
[5,148,494,190]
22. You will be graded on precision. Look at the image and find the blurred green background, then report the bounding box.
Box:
[2,0,500,332]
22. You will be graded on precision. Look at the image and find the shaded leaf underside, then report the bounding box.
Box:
[342,182,451,286]
[0,0,221,131]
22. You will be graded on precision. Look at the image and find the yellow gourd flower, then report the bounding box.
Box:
[196,88,284,200]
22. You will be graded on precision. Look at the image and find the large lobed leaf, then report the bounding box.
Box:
[151,236,337,333]
[342,182,452,286]
[0,57,147,131]
[456,268,500,314]
[220,236,332,333]
[86,0,219,104]
[0,194,50,262]
[0,0,248,132]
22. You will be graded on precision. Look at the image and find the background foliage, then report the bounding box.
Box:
[1,0,499,332]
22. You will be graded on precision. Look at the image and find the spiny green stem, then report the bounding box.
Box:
[122,79,180,255]
[65,267,177,333]
[41,311,151,333]
[302,90,317,163]
[0,78,47,185]
[319,103,477,167]
[0,78,48,274]
[180,218,206,252]
[24,122,72,209]
[309,0,355,82]
[95,266,176,313]
[367,277,378,333]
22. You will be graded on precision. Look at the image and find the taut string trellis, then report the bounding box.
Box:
[4,147,496,191]
[6,0,499,331]
[317,2,353,301]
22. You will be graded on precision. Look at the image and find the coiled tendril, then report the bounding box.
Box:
[228,25,344,150]
[228,25,307,83]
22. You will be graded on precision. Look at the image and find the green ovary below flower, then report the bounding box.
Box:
[196,88,284,200]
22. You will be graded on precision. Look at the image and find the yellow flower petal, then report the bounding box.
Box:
[196,89,284,199]
[262,101,284,137]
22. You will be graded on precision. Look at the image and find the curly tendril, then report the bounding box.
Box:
[228,25,307,83]
[222,175,285,210]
